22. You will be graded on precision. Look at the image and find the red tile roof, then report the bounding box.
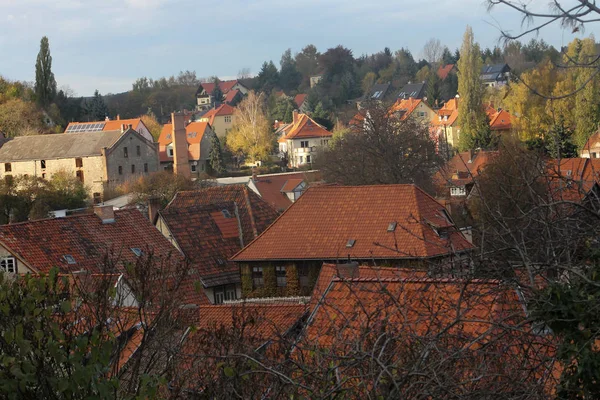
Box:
[294,94,307,108]
[0,209,181,274]
[65,118,145,133]
[200,80,241,96]
[432,98,459,127]
[251,171,321,211]
[437,64,455,80]
[486,107,514,131]
[199,104,235,126]
[166,185,280,248]
[158,121,212,162]
[283,113,332,140]
[390,98,423,121]
[435,150,497,189]
[280,178,304,192]
[232,185,474,262]
[224,89,240,104]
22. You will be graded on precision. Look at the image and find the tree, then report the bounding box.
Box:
[140,111,162,141]
[226,91,274,162]
[279,49,302,92]
[34,36,57,107]
[457,26,488,150]
[208,133,226,176]
[83,90,108,121]
[124,171,199,207]
[442,47,456,65]
[295,44,320,88]
[0,99,44,137]
[426,69,441,107]
[256,61,279,94]
[361,71,377,94]
[573,37,599,148]
[211,76,224,105]
[422,38,444,65]
[415,65,430,83]
[270,96,296,123]
[315,102,441,190]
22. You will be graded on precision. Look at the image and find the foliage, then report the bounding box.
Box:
[457,26,488,150]
[0,99,44,138]
[573,38,599,148]
[211,76,224,105]
[226,91,275,162]
[34,36,57,107]
[270,96,296,123]
[123,170,199,207]
[82,90,108,121]
[140,112,162,141]
[279,49,302,92]
[315,102,441,191]
[208,133,226,176]
[256,61,279,94]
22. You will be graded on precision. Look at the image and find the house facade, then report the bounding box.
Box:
[391,97,436,123]
[0,127,159,202]
[158,116,214,177]
[196,80,248,111]
[231,185,475,299]
[580,131,600,158]
[278,112,332,168]
[197,104,236,138]
[480,64,511,87]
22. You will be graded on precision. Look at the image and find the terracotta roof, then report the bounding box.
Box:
[252,171,321,211]
[158,203,243,287]
[166,185,280,247]
[65,118,144,133]
[158,121,212,162]
[294,94,307,108]
[283,113,332,140]
[232,185,474,262]
[0,209,181,274]
[390,98,422,121]
[199,104,235,126]
[200,80,241,96]
[224,89,240,104]
[435,151,497,188]
[432,98,459,127]
[546,158,600,201]
[486,107,514,131]
[582,131,600,153]
[437,64,455,80]
[280,178,304,192]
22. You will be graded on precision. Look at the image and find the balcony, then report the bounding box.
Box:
[294,146,315,154]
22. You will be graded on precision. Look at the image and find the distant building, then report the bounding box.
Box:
[309,74,323,88]
[197,104,236,138]
[294,94,308,112]
[65,117,154,142]
[437,64,455,81]
[195,80,249,111]
[277,112,332,168]
[397,81,426,100]
[0,127,159,203]
[355,82,391,109]
[581,130,600,158]
[158,115,214,177]
[480,64,511,87]
[390,97,436,122]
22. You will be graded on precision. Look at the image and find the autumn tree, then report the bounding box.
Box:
[0,99,44,137]
[457,26,489,150]
[422,38,444,65]
[573,37,599,147]
[140,111,162,141]
[34,36,57,107]
[226,91,274,163]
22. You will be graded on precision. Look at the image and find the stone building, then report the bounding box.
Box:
[0,126,159,202]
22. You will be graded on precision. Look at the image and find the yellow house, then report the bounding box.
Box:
[198,104,236,138]
[390,97,437,124]
[0,127,159,203]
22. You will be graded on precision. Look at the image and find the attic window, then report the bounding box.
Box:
[566,170,572,177]
[346,239,356,248]
[387,222,397,232]
[222,209,232,218]
[216,258,225,266]
[64,255,76,265]
[166,134,172,140]
[436,228,449,240]
[131,248,143,257]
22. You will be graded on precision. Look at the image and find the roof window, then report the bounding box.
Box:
[64,255,76,264]
[222,209,232,218]
[387,222,397,232]
[346,239,356,248]
[131,248,143,257]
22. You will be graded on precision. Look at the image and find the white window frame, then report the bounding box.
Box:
[0,257,16,273]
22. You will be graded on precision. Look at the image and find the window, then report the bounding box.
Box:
[124,147,128,158]
[222,209,232,218]
[168,147,174,157]
[0,257,16,273]
[214,284,237,304]
[300,140,309,148]
[306,155,311,163]
[224,116,232,123]
[76,170,84,183]
[93,192,101,204]
[450,187,466,197]
[75,158,83,168]
[4,163,11,172]
[136,145,141,156]
[41,173,46,179]
[252,267,264,288]
[387,222,397,232]
[593,153,598,158]
[275,266,287,287]
[131,248,143,257]
[323,139,329,146]
[346,239,356,248]
[118,166,123,175]
[191,164,197,172]
[299,156,303,164]
[131,164,135,173]
[144,163,148,173]
[40,160,46,169]
[298,265,310,287]
[63,255,76,264]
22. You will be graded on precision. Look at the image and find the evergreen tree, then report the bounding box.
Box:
[426,70,441,107]
[208,133,225,175]
[546,118,578,158]
[256,61,279,93]
[211,76,224,105]
[34,36,57,107]
[279,49,302,92]
[457,26,488,150]
[83,90,108,121]
[442,47,454,65]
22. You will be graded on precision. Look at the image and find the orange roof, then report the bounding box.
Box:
[432,98,459,127]
[437,64,455,80]
[582,130,600,153]
[435,150,497,188]
[199,104,235,126]
[294,94,307,108]
[486,106,514,131]
[252,171,321,211]
[232,185,474,262]
[65,118,145,132]
[200,80,240,96]
[390,98,422,121]
[284,113,332,140]
[158,121,211,162]
[224,89,240,104]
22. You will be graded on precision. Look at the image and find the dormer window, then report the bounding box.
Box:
[64,255,76,265]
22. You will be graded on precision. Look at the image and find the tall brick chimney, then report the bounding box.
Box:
[292,110,299,124]
[171,112,191,178]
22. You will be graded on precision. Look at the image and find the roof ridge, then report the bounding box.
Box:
[331,277,502,284]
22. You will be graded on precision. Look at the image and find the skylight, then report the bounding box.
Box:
[346,239,356,248]
[387,222,397,232]
[64,255,76,264]
[131,248,143,257]
[222,209,232,218]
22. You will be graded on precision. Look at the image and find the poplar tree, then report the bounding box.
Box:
[208,133,225,175]
[456,26,489,150]
[34,36,57,107]
[574,37,599,147]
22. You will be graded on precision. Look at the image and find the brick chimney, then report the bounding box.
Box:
[94,205,115,224]
[116,114,120,120]
[171,112,191,178]
[292,110,299,124]
[147,197,162,223]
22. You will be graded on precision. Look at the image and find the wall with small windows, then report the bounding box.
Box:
[0,245,34,274]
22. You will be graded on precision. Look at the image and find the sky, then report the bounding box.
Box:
[1,0,598,97]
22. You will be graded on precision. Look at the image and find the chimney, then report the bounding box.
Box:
[468,149,474,163]
[105,116,110,121]
[171,112,191,178]
[116,114,120,120]
[147,197,161,223]
[251,168,257,182]
[94,205,115,224]
[336,261,359,279]
[128,124,133,130]
[292,110,299,124]
[120,124,126,133]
